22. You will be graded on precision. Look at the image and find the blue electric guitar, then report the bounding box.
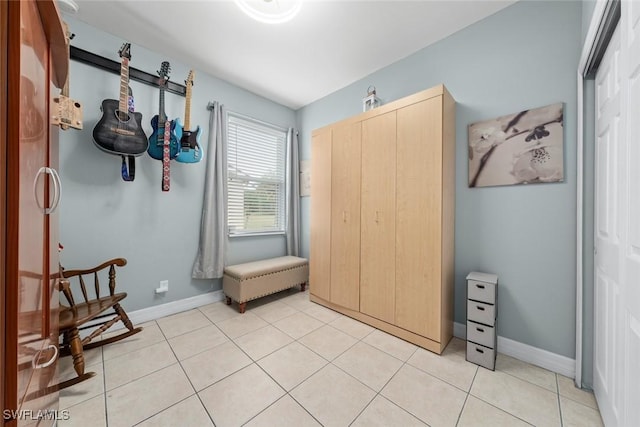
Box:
[147,61,180,160]
[175,70,203,163]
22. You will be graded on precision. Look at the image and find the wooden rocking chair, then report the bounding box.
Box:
[58,258,142,389]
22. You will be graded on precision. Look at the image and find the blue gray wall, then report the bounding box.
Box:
[297,0,583,359]
[58,17,296,312]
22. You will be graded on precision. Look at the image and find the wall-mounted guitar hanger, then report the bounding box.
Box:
[70,46,186,97]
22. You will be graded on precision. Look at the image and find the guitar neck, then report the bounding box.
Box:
[119,58,129,113]
[159,86,167,124]
[184,83,192,130]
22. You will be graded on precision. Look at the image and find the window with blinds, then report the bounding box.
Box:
[227,112,287,236]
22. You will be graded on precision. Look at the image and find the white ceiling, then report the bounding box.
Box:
[67,0,516,110]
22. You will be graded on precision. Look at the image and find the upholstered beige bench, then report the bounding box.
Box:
[223,256,309,313]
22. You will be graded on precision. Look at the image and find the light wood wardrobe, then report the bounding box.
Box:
[310,84,455,354]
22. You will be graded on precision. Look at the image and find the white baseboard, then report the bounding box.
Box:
[454,322,576,378]
[101,290,225,334]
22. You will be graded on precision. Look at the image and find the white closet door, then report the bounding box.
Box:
[620,1,640,425]
[594,23,623,427]
[594,2,640,425]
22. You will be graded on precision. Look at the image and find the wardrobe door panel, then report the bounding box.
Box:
[15,0,49,413]
[330,123,361,310]
[395,97,443,340]
[360,112,396,324]
[310,130,332,301]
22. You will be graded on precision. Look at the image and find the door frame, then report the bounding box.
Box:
[576,0,621,388]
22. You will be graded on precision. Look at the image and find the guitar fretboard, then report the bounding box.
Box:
[184,83,192,130]
[159,86,167,124]
[119,58,129,115]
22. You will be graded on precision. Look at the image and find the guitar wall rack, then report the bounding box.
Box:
[70,46,186,97]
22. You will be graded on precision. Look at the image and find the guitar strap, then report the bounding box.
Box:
[162,121,171,191]
[121,155,135,182]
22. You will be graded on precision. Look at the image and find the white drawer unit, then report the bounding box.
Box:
[466,272,498,370]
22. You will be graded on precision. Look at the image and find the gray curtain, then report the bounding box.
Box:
[192,101,228,279]
[285,128,301,257]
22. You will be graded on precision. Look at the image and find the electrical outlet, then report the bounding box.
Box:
[155,280,169,294]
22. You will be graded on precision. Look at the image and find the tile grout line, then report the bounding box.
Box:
[100,346,108,427]
[495,354,563,394]
[346,345,423,426]
[455,366,479,426]
[467,372,543,427]
[105,320,193,423]
[127,319,202,425]
[229,298,372,425]
[556,374,564,427]
[130,394,201,427]
[192,306,293,425]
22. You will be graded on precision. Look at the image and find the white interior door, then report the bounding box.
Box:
[620,0,640,425]
[594,2,640,426]
[594,22,623,427]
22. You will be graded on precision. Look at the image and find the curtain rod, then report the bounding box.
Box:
[207,103,294,134]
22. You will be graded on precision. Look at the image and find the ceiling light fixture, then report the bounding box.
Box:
[234,0,302,24]
[57,0,79,14]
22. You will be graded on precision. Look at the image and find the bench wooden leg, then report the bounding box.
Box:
[225,296,232,305]
[238,302,247,314]
[301,282,307,292]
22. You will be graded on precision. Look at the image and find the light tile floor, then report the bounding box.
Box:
[58,289,604,426]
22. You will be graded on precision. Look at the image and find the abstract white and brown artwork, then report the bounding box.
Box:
[468,102,564,188]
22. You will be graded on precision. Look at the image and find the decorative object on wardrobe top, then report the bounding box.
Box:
[70,46,186,96]
[234,0,302,24]
[467,102,564,188]
[53,22,83,130]
[362,85,382,112]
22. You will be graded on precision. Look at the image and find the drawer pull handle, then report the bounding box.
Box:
[476,284,485,289]
[476,327,484,332]
[475,348,484,354]
[477,306,485,311]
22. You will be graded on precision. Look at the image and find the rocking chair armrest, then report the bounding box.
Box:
[62,258,127,278]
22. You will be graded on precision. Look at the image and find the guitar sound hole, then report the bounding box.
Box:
[114,110,130,123]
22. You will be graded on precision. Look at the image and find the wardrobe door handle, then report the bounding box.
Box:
[32,344,58,369]
[33,167,47,212]
[46,168,62,214]
[343,211,346,222]
[375,211,379,223]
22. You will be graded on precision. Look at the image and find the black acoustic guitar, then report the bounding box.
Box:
[92,43,148,159]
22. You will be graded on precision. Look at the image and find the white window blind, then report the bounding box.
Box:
[227,112,287,236]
